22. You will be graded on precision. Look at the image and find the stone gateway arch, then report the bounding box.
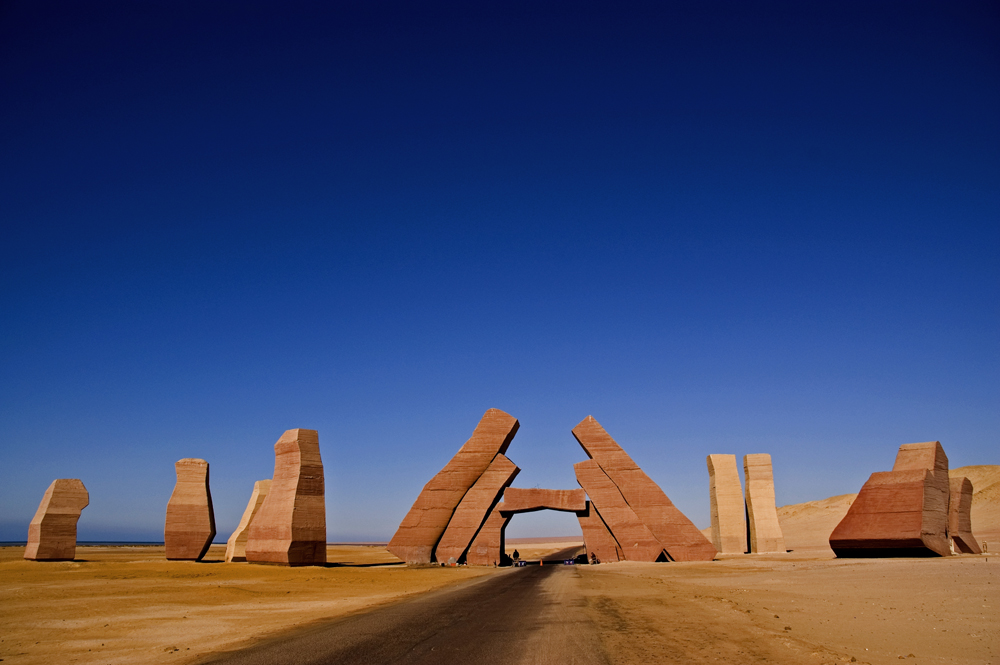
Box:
[387,409,717,564]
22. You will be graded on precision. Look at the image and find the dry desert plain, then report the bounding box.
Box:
[1,465,997,665]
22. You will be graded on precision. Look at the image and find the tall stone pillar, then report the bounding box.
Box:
[466,502,512,567]
[948,476,981,554]
[24,479,89,561]
[707,454,747,553]
[576,501,623,563]
[743,454,785,553]
[246,429,326,566]
[165,459,216,561]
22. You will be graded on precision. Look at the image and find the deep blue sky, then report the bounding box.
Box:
[1,1,997,542]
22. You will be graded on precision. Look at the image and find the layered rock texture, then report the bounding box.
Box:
[830,441,952,557]
[949,476,981,554]
[388,409,519,563]
[574,459,664,561]
[466,503,512,567]
[707,454,747,554]
[744,454,786,553]
[434,455,519,563]
[226,479,272,563]
[573,416,716,561]
[246,429,326,566]
[24,479,89,561]
[164,459,216,561]
[577,500,624,563]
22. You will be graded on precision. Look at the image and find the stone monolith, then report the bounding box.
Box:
[949,476,981,554]
[225,479,272,562]
[434,455,520,564]
[572,416,717,561]
[707,454,747,554]
[501,488,587,514]
[577,501,623,563]
[830,441,951,557]
[574,459,664,561]
[24,479,89,561]
[743,454,785,553]
[246,429,326,566]
[466,502,512,566]
[165,459,216,561]
[388,408,520,563]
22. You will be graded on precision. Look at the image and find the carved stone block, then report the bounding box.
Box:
[572,416,716,561]
[576,501,623,563]
[949,476,981,554]
[165,459,216,561]
[574,459,664,561]
[246,429,326,566]
[388,408,519,563]
[465,502,512,566]
[743,454,785,553]
[434,455,519,564]
[226,479,272,562]
[830,441,951,557]
[707,454,747,554]
[500,488,586,514]
[24,479,89,561]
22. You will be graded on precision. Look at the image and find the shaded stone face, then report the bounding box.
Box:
[388,408,520,564]
[830,441,951,557]
[743,454,786,554]
[576,501,623,563]
[164,459,216,561]
[466,502,512,567]
[574,459,664,562]
[948,476,981,554]
[434,455,520,564]
[707,454,747,554]
[246,429,326,566]
[500,488,586,514]
[572,416,717,562]
[226,479,272,563]
[24,479,89,561]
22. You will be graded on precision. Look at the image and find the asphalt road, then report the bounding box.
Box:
[200,564,610,665]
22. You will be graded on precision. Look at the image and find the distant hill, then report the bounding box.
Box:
[701,465,1000,554]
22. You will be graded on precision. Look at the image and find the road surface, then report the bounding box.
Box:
[200,564,610,665]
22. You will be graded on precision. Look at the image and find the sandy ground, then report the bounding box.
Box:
[0,544,495,665]
[579,553,998,665]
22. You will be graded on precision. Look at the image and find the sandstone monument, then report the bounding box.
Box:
[388,408,519,563]
[466,502,512,566]
[948,476,982,554]
[24,479,89,561]
[164,459,216,561]
[577,501,624,563]
[501,488,586,514]
[246,429,327,566]
[226,479,272,563]
[743,453,786,553]
[434,454,519,564]
[573,416,717,561]
[830,441,951,557]
[574,459,664,561]
[707,454,747,554]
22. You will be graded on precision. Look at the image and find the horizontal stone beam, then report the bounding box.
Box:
[500,488,587,514]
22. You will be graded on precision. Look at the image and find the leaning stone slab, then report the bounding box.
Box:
[574,459,664,562]
[572,416,717,561]
[466,502,512,566]
[165,459,216,561]
[707,454,747,554]
[24,479,89,561]
[246,429,326,566]
[388,408,520,563]
[576,501,623,563]
[830,441,951,557]
[226,479,272,562]
[500,488,586,514]
[434,454,520,564]
[743,454,786,553]
[949,476,981,554]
